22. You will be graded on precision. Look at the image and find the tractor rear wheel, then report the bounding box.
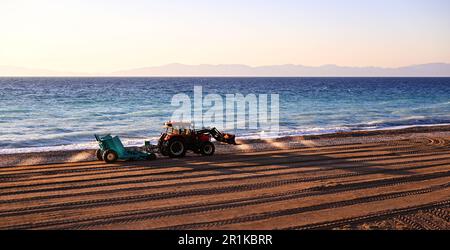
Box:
[168,139,186,158]
[200,142,215,156]
[103,150,118,163]
[95,149,103,161]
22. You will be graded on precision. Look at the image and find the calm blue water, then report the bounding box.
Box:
[1,77,450,153]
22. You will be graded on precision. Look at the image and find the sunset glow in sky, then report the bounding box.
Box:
[1,0,449,73]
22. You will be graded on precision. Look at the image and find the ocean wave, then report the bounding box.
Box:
[353,116,450,129]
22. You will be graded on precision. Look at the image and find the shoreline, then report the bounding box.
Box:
[2,124,450,168]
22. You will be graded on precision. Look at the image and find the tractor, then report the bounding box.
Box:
[158,121,236,158]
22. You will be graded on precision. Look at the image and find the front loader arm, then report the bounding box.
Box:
[197,127,237,145]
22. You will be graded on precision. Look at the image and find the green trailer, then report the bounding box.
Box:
[94,134,156,163]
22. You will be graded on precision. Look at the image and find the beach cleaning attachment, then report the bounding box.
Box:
[94,134,156,163]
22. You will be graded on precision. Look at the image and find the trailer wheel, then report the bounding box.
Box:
[147,153,157,160]
[168,139,186,158]
[103,150,118,163]
[95,149,103,161]
[200,142,215,156]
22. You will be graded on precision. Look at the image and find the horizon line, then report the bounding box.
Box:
[1,62,450,77]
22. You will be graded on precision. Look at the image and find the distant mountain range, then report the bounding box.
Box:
[111,63,450,77]
[2,63,450,77]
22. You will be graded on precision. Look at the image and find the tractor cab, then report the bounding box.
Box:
[163,121,194,136]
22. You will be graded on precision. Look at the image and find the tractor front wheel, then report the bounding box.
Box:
[168,139,186,158]
[200,142,215,156]
[95,149,103,161]
[160,147,169,156]
[103,150,118,163]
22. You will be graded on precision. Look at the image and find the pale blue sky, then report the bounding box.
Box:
[1,0,449,73]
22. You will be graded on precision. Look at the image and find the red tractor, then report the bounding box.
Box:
[158,121,236,158]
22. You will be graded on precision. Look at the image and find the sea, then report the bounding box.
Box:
[1,77,450,154]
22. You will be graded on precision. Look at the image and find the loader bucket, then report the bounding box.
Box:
[223,133,237,145]
[205,127,237,145]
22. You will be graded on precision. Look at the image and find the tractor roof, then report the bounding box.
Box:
[164,121,193,128]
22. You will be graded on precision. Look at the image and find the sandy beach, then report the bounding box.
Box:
[0,125,449,230]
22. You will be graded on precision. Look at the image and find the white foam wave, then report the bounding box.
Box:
[2,123,450,155]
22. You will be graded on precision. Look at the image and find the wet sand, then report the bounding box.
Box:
[0,125,449,230]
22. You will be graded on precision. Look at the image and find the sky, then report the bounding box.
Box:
[0,0,449,73]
